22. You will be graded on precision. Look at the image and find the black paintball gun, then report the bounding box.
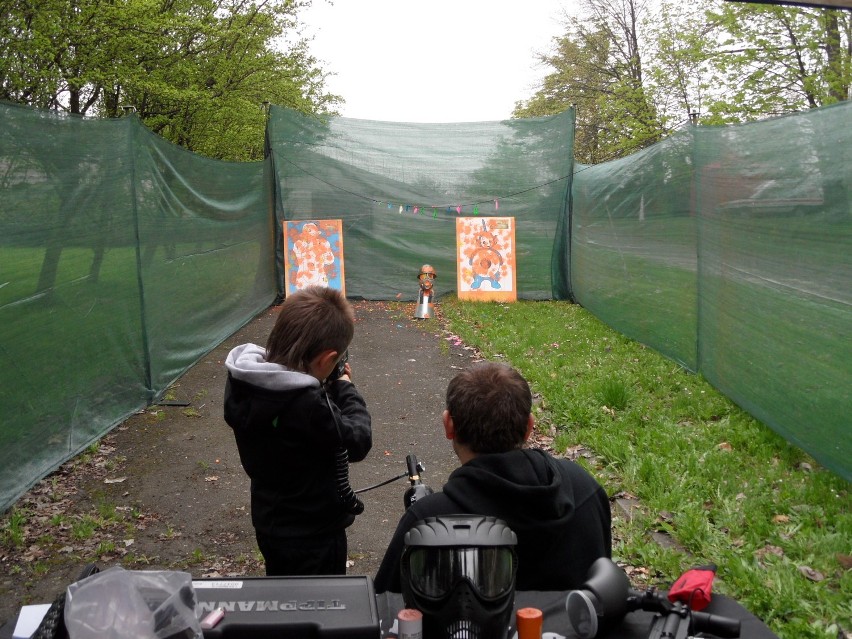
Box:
[627,586,741,639]
[566,558,741,639]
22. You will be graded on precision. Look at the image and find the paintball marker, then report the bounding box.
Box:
[566,558,741,639]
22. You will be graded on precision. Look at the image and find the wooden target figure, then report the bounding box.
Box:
[414,264,437,319]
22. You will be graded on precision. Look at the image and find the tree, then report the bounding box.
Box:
[514,0,850,160]
[697,2,850,122]
[0,0,341,160]
[513,28,612,163]
[644,1,717,128]
[514,0,665,163]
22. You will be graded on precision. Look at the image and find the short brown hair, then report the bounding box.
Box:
[265,286,354,371]
[445,362,532,454]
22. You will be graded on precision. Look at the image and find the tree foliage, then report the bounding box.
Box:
[515,0,851,162]
[514,0,665,164]
[644,1,715,127]
[0,0,341,160]
[702,2,851,122]
[513,27,612,163]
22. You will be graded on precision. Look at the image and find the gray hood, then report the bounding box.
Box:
[225,343,319,392]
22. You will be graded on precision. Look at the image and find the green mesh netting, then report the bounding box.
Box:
[572,102,851,480]
[695,106,850,478]
[1,99,849,513]
[266,106,575,301]
[572,130,697,368]
[0,103,274,513]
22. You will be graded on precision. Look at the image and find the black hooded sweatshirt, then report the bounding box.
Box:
[224,343,372,540]
[373,448,611,593]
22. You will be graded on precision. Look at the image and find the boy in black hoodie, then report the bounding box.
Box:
[224,286,372,576]
[374,362,610,593]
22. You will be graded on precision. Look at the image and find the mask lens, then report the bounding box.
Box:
[407,547,515,599]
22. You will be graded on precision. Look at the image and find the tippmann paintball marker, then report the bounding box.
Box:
[329,350,349,382]
[323,358,364,516]
[324,353,433,515]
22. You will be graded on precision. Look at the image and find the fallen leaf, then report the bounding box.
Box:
[798,565,825,582]
[756,545,784,559]
[772,514,790,524]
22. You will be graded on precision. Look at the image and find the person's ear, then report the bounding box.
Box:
[442,409,455,440]
[309,349,338,378]
[318,349,339,370]
[523,414,535,442]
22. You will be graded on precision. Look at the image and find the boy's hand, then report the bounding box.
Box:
[328,360,351,383]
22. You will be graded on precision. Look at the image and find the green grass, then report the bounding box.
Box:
[440,296,851,639]
[1,509,27,547]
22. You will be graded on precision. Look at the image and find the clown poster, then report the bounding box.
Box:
[284,220,346,296]
[456,217,517,302]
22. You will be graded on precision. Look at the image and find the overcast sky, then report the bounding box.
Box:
[299,1,569,123]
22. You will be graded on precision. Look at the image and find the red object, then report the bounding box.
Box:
[668,564,717,611]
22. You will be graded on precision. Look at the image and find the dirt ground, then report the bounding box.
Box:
[0,300,496,629]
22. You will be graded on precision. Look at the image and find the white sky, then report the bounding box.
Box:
[299,0,569,123]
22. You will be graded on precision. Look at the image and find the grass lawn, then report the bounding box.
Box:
[439,296,851,639]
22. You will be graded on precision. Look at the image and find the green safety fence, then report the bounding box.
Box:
[1,99,849,513]
[266,107,575,301]
[572,102,851,481]
[0,103,274,513]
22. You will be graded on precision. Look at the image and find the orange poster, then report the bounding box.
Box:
[283,220,345,296]
[456,217,517,302]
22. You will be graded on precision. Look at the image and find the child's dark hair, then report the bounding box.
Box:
[445,362,532,454]
[266,286,354,371]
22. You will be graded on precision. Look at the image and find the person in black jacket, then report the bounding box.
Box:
[224,286,372,576]
[373,362,611,593]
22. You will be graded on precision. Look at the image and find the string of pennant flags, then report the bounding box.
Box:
[277,155,572,218]
[378,201,497,219]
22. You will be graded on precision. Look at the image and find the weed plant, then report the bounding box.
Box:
[440,297,850,639]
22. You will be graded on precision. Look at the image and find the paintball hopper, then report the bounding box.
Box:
[565,558,631,639]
